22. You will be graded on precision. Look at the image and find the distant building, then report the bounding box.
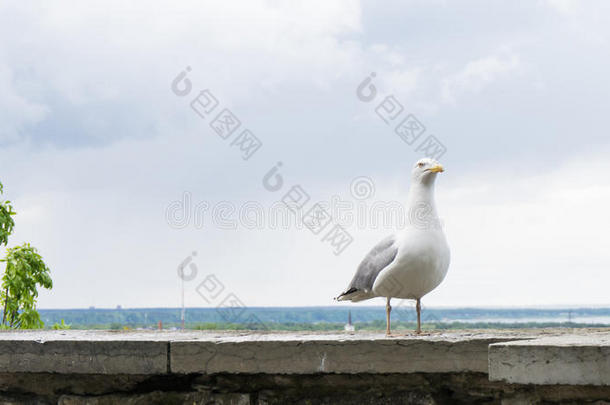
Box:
[344,310,355,332]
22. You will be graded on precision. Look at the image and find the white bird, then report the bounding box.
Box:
[336,158,450,335]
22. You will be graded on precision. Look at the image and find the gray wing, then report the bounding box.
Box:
[336,234,398,301]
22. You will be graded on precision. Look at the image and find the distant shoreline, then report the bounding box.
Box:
[37,306,610,330]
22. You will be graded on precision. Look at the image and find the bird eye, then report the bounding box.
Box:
[417,162,425,167]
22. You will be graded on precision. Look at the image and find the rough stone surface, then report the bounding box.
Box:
[0,331,168,374]
[170,333,518,374]
[489,334,610,386]
[0,372,609,405]
[57,392,251,405]
[0,330,532,375]
[0,329,609,404]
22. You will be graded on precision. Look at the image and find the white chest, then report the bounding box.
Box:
[372,230,450,299]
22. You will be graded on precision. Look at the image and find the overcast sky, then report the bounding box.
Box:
[1,0,609,309]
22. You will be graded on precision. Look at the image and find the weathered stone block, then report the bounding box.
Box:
[170,332,514,374]
[0,331,167,374]
[489,334,610,386]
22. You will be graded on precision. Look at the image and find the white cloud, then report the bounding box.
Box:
[3,1,364,93]
[433,151,610,306]
[545,0,578,15]
[542,0,610,45]
[0,65,49,142]
[441,50,520,104]
[0,0,368,142]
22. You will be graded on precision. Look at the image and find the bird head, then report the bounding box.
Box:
[412,158,444,185]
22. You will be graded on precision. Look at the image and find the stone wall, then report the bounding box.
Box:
[0,330,608,404]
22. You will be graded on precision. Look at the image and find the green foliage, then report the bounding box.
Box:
[0,181,53,329]
[1,244,53,329]
[52,319,71,330]
[0,182,16,247]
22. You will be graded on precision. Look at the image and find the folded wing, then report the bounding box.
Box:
[335,234,398,302]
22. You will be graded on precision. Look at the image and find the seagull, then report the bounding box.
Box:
[336,158,450,335]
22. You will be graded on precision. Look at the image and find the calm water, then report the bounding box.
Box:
[443,316,610,324]
[39,306,610,327]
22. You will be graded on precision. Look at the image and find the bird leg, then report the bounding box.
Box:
[385,297,392,336]
[416,298,421,334]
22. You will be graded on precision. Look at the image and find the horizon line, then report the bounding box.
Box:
[38,305,610,311]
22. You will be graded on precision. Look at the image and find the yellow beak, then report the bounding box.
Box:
[429,164,444,173]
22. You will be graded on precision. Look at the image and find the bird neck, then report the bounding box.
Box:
[406,181,439,219]
[407,181,435,202]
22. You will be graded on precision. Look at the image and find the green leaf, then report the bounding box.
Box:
[1,243,52,329]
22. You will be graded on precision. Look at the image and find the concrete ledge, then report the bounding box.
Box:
[0,330,525,375]
[0,331,168,374]
[1,330,609,404]
[489,334,610,386]
[0,329,608,385]
[169,332,517,374]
